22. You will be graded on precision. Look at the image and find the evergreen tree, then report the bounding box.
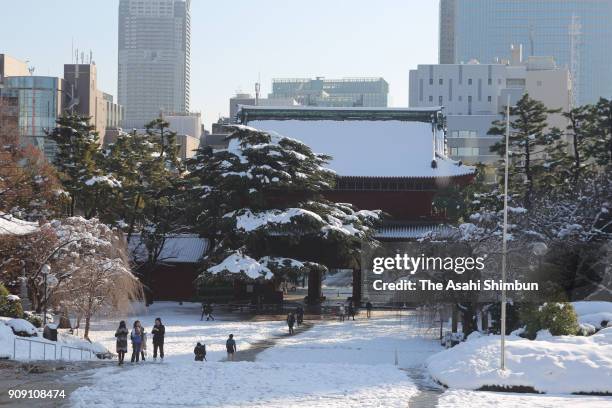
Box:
[588,98,612,167]
[46,114,120,218]
[185,126,381,303]
[563,104,596,182]
[488,94,562,209]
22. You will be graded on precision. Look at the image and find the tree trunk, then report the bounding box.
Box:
[451,304,459,333]
[307,269,321,304]
[84,315,91,341]
[352,269,362,306]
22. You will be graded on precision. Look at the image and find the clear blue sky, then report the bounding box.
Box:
[1,0,439,129]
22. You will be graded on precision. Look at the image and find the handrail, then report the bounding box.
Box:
[12,336,95,361]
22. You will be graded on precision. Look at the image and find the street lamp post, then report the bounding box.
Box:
[41,264,50,327]
[500,95,511,371]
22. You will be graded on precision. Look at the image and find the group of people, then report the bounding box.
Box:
[286,306,304,335]
[195,334,237,362]
[337,301,374,321]
[115,318,166,365]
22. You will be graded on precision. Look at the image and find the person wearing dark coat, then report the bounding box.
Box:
[287,313,296,335]
[347,303,355,321]
[151,317,165,361]
[205,303,215,321]
[115,321,128,365]
[226,334,237,361]
[366,301,373,318]
[194,342,206,361]
[296,306,304,326]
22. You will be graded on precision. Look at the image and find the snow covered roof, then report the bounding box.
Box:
[374,224,455,240]
[128,234,209,264]
[238,106,474,179]
[0,213,39,236]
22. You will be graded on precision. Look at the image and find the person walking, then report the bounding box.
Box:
[287,312,296,335]
[226,334,236,361]
[200,301,207,321]
[347,302,355,321]
[115,321,128,365]
[194,342,207,361]
[296,306,304,326]
[130,323,143,363]
[338,304,345,322]
[366,301,373,318]
[206,303,215,321]
[151,317,165,362]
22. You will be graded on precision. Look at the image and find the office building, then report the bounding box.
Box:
[165,112,201,139]
[228,92,298,123]
[439,0,612,105]
[1,76,67,158]
[269,77,389,107]
[409,45,571,164]
[0,55,30,83]
[118,0,191,129]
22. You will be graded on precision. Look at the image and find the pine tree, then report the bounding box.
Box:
[46,114,120,218]
[563,104,595,182]
[185,126,381,303]
[488,94,562,209]
[588,98,612,167]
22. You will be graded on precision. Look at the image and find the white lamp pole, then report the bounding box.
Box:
[500,95,511,371]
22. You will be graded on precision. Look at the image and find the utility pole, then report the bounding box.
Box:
[500,94,510,370]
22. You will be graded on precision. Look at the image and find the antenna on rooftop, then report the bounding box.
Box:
[529,25,535,57]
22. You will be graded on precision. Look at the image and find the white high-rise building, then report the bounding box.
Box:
[118,0,191,129]
[409,45,571,165]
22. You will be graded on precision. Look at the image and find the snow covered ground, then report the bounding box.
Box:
[67,304,612,407]
[71,308,436,407]
[85,301,284,362]
[428,329,612,395]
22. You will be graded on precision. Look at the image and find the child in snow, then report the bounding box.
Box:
[133,321,147,361]
[194,342,206,361]
[115,321,128,365]
[130,324,143,363]
[226,334,236,361]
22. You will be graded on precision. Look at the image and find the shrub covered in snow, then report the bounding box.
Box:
[6,318,38,337]
[23,311,43,328]
[521,302,580,339]
[0,283,23,318]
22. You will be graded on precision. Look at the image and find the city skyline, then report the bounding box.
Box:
[0,0,438,129]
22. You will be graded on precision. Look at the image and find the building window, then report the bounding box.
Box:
[429,95,433,102]
[451,147,479,156]
[429,78,433,85]
[468,95,472,102]
[487,95,492,102]
[488,78,492,85]
[439,78,443,85]
[439,96,443,105]
[458,95,462,101]
[450,130,478,138]
[468,78,473,85]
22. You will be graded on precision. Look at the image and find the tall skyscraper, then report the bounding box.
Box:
[439,0,612,105]
[118,0,191,129]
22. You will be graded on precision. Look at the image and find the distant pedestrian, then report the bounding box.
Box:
[200,301,207,321]
[130,324,143,363]
[205,303,215,321]
[115,321,128,365]
[287,312,296,335]
[226,334,237,361]
[347,303,355,321]
[194,342,207,361]
[151,317,165,361]
[366,301,373,318]
[338,304,345,322]
[296,306,304,326]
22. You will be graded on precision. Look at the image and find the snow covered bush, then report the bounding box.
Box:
[23,311,43,328]
[6,318,37,337]
[521,302,580,339]
[0,283,23,318]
